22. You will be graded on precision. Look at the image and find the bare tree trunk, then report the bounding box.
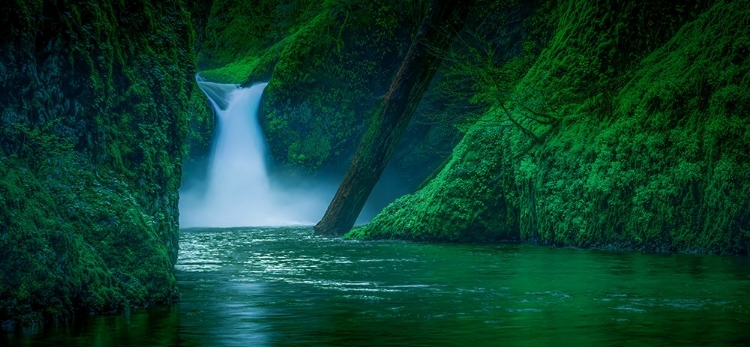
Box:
[314,0,473,236]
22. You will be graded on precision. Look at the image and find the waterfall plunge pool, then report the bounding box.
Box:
[16,80,744,346]
[7,227,750,346]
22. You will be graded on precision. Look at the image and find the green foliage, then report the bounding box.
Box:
[196,0,460,181]
[0,155,176,322]
[198,0,321,71]
[424,0,543,132]
[347,124,517,242]
[257,1,416,173]
[0,0,205,325]
[354,0,749,255]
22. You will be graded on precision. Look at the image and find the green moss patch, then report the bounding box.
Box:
[352,0,749,255]
[1,0,205,326]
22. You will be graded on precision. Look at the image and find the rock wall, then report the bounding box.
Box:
[193,0,534,188]
[350,0,749,255]
[0,0,209,327]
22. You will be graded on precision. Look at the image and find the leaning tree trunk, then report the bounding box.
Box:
[314,0,473,236]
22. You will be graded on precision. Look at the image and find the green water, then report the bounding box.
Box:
[6,227,750,346]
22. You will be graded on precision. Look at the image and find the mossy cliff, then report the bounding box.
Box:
[196,0,428,178]
[350,0,750,255]
[194,0,534,185]
[0,0,208,327]
[258,1,414,174]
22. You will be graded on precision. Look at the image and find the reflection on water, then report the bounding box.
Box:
[3,307,179,347]
[5,227,750,346]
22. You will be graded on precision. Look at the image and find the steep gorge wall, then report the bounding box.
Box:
[351,0,750,255]
[0,0,209,327]
[191,0,535,190]
[194,0,431,179]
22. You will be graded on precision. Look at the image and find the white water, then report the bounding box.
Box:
[179,81,332,228]
[179,79,415,228]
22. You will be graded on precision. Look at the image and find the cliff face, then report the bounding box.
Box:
[195,0,431,178]
[192,0,534,190]
[0,0,207,327]
[350,0,750,255]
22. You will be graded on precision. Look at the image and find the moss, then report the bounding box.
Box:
[257,1,415,173]
[1,0,207,326]
[354,0,749,255]
[194,0,545,196]
[347,124,517,242]
[195,0,462,184]
[0,156,177,319]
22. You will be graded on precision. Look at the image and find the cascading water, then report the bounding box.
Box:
[179,81,330,227]
[205,82,271,225]
[179,78,409,228]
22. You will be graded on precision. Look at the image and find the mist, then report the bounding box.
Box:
[179,81,409,228]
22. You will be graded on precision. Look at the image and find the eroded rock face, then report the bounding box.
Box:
[0,0,210,327]
[194,1,455,183]
[352,0,750,255]
[194,1,535,197]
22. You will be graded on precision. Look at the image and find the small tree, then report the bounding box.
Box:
[426,0,559,139]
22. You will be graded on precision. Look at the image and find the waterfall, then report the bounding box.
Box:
[180,81,314,227]
[179,79,403,228]
[205,82,271,224]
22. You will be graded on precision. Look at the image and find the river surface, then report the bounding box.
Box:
[6,227,750,346]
